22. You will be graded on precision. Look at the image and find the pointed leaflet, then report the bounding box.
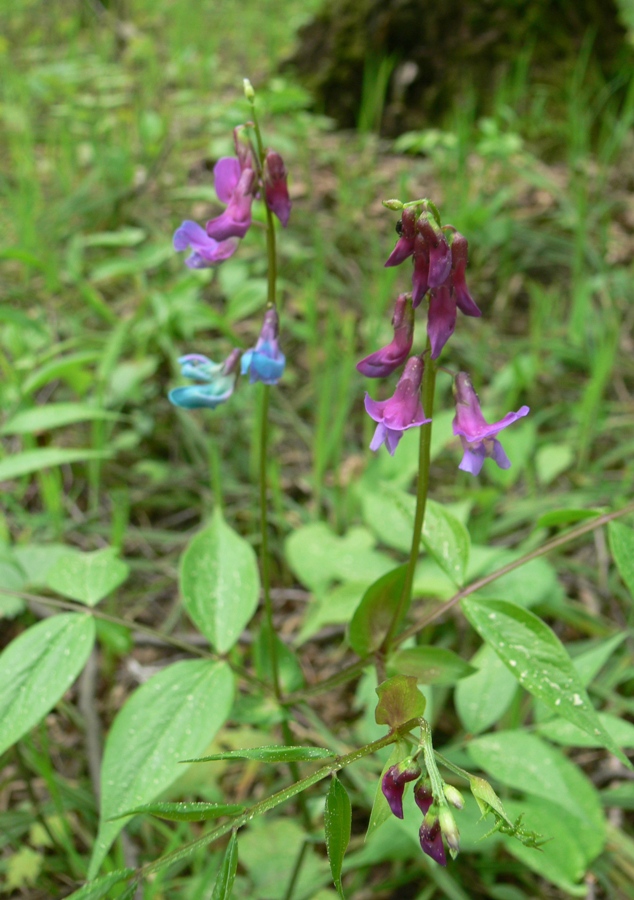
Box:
[325,776,351,899]
[110,801,245,821]
[461,597,631,767]
[0,614,95,756]
[46,547,129,607]
[188,746,334,763]
[60,869,134,900]
[180,508,260,653]
[608,521,634,598]
[375,675,426,729]
[212,832,238,900]
[348,565,408,656]
[89,659,234,877]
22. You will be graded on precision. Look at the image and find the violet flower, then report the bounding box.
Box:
[264,150,291,227]
[365,356,431,456]
[449,232,481,317]
[416,214,452,288]
[427,286,457,360]
[419,810,447,867]
[411,234,430,308]
[206,163,256,241]
[241,307,285,384]
[168,349,241,410]
[173,220,239,269]
[385,207,417,267]
[452,372,530,475]
[381,757,422,819]
[356,293,414,378]
[414,779,433,815]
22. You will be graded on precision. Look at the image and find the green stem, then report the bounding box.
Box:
[419,720,447,808]
[259,384,281,698]
[137,718,422,880]
[381,348,437,652]
[282,837,310,900]
[284,500,634,703]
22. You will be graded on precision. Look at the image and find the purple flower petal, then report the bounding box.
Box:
[427,287,457,359]
[491,439,511,469]
[458,446,486,475]
[173,220,208,252]
[385,236,415,267]
[213,157,241,203]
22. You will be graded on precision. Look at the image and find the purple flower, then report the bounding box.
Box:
[168,349,241,410]
[173,221,239,269]
[365,356,431,456]
[385,207,416,267]
[449,232,481,317]
[414,779,433,815]
[206,164,257,241]
[241,307,286,384]
[419,810,447,866]
[416,214,452,288]
[411,234,430,308]
[427,286,456,359]
[381,757,422,819]
[356,293,414,378]
[264,150,291,227]
[452,372,530,475]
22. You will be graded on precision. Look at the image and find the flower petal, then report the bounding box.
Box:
[214,157,241,203]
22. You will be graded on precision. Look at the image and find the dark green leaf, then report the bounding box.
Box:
[1,403,120,435]
[462,597,631,767]
[0,448,110,482]
[388,646,476,684]
[110,801,245,822]
[609,521,634,598]
[375,675,426,729]
[188,745,334,763]
[325,776,351,899]
[348,565,408,656]
[535,509,600,529]
[212,832,238,900]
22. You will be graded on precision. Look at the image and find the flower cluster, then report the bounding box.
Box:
[358,200,529,473]
[173,126,291,270]
[382,760,464,867]
[169,307,285,410]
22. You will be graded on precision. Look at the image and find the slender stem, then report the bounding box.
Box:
[137,717,422,880]
[381,348,437,652]
[259,384,281,698]
[419,720,446,807]
[284,500,634,703]
[282,838,310,900]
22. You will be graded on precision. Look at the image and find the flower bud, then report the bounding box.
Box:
[263,150,291,227]
[439,806,460,856]
[383,198,404,210]
[414,778,433,815]
[243,78,255,101]
[419,809,446,866]
[443,784,464,810]
[416,213,452,287]
[381,757,422,819]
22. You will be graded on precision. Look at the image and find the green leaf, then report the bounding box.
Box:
[0,448,110,482]
[89,659,234,878]
[535,508,600,529]
[348,565,408,656]
[46,547,129,607]
[467,731,605,862]
[454,643,518,734]
[1,403,119,435]
[254,621,304,693]
[0,614,96,756]
[21,351,101,394]
[421,499,470,586]
[388,646,476,685]
[180,509,260,653]
[537,712,634,748]
[535,443,574,485]
[375,675,426,729]
[60,869,134,900]
[81,228,146,248]
[325,776,351,899]
[212,832,238,900]
[188,745,334,763]
[110,801,245,821]
[462,597,631,766]
[609,521,634,598]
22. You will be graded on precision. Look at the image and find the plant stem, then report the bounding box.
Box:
[137,717,423,880]
[259,384,281,698]
[381,347,437,653]
[282,837,309,900]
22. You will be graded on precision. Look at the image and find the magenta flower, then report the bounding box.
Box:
[385,207,416,267]
[205,163,256,241]
[419,810,447,866]
[356,293,414,378]
[381,757,422,819]
[365,356,431,455]
[452,372,530,475]
[264,150,291,227]
[411,234,430,308]
[414,779,433,815]
[427,286,457,359]
[173,221,239,269]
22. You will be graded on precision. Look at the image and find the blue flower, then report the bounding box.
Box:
[241,307,285,385]
[169,349,241,410]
